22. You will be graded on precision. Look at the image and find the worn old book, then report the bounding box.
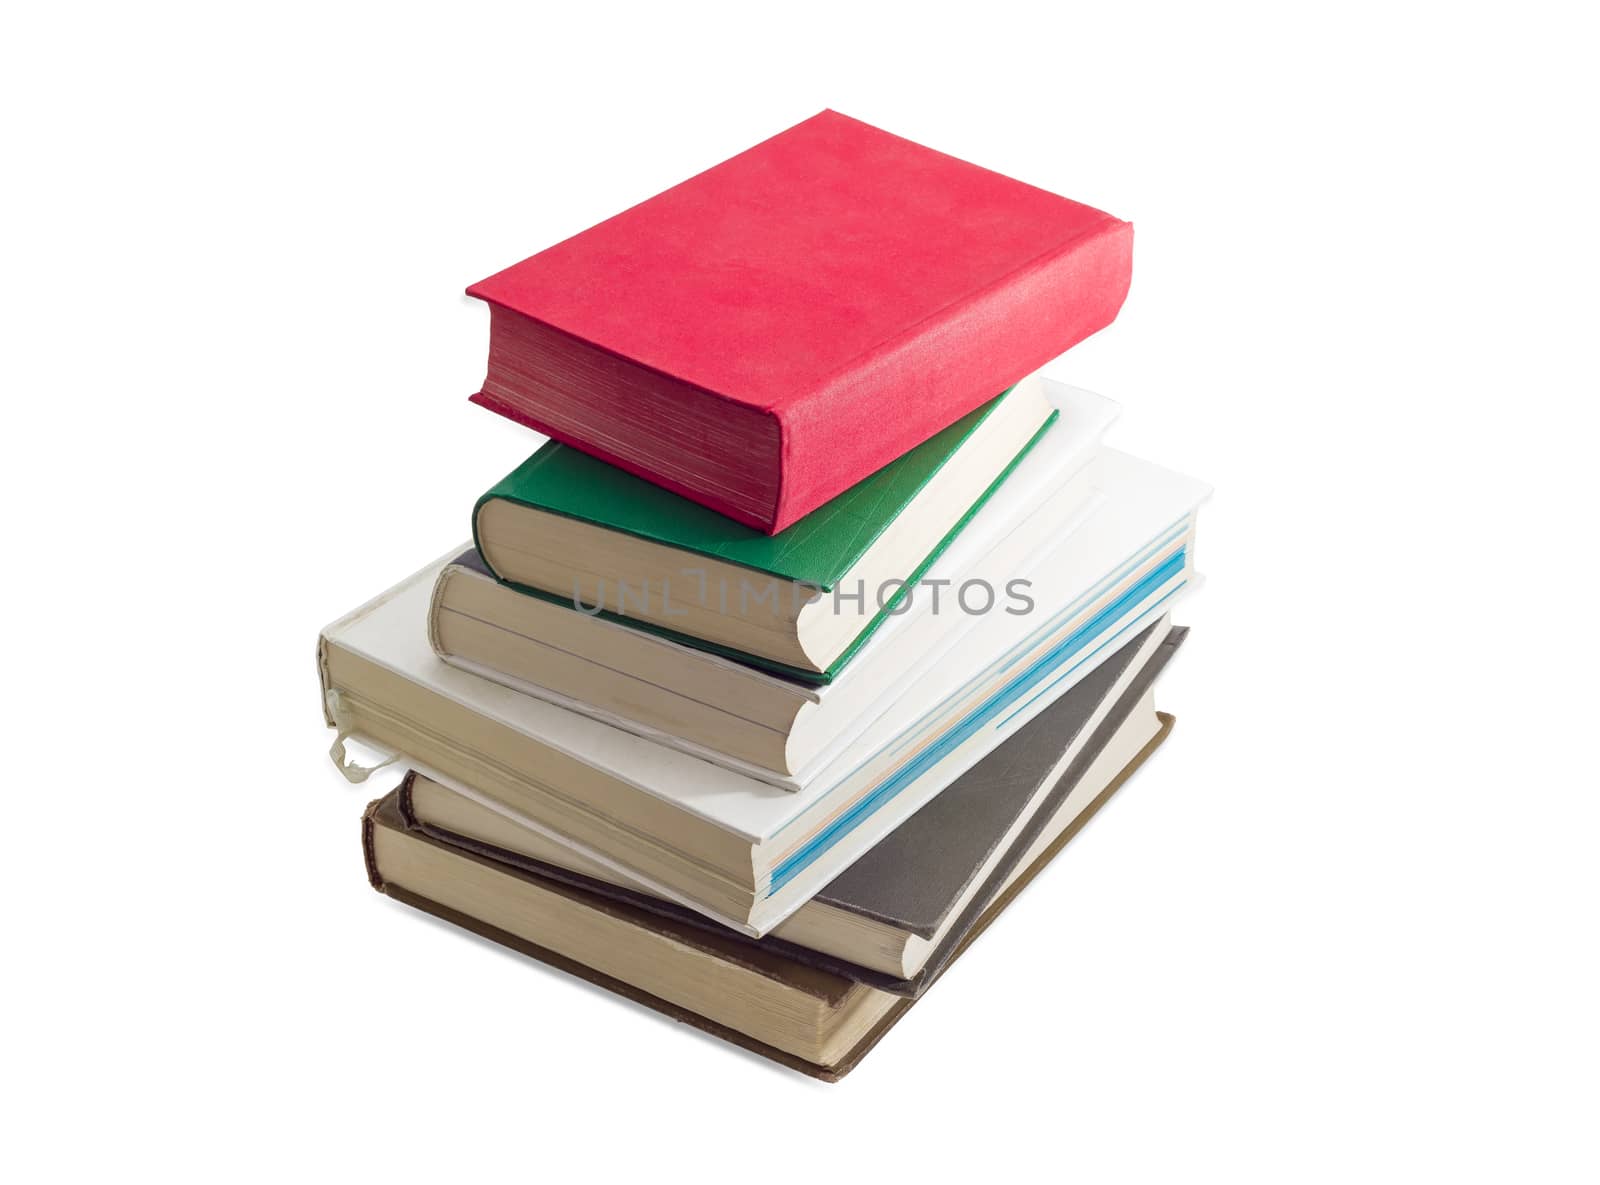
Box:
[319,450,1205,935]
[363,712,1172,1080]
[469,376,1055,678]
[407,623,1184,986]
[468,109,1133,533]
[434,382,1115,782]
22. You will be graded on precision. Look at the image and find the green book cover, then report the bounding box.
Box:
[472,387,1055,684]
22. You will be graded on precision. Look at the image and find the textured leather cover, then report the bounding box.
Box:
[820,626,1182,936]
[471,407,1056,684]
[891,645,1181,992]
[364,714,1170,1081]
[401,625,1184,996]
[469,110,1132,532]
[476,390,1034,588]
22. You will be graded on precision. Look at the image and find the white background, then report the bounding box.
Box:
[4,2,1595,1180]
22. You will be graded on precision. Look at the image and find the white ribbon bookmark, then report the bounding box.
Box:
[324,689,399,784]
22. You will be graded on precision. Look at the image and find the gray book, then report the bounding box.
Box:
[400,621,1186,996]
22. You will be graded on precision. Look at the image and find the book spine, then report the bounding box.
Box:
[771,218,1133,533]
[361,797,386,890]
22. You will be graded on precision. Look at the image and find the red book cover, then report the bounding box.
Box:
[468,110,1132,534]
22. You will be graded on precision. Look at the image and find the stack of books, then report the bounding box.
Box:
[319,111,1209,1080]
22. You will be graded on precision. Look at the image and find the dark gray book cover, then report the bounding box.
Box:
[400,622,1186,996]
[899,625,1184,991]
[814,621,1175,936]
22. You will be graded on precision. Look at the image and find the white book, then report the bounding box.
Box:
[319,448,1209,934]
[433,381,1119,787]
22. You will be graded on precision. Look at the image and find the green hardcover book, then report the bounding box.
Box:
[471,377,1056,682]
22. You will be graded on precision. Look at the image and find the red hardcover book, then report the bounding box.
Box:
[468,110,1132,534]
